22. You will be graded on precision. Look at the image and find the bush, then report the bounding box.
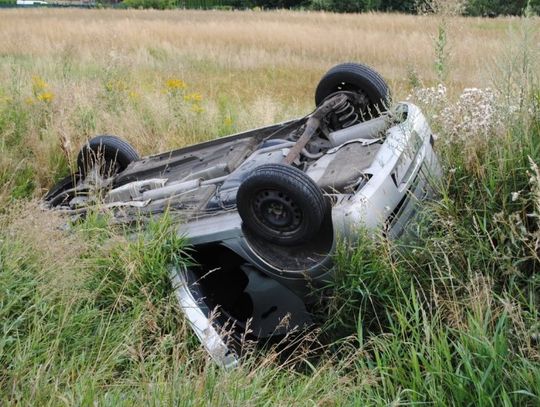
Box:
[122,0,177,9]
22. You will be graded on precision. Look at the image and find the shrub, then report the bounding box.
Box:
[122,0,177,9]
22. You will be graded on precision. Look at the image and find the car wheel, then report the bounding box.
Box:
[77,135,139,177]
[237,163,326,245]
[44,174,77,201]
[315,62,391,116]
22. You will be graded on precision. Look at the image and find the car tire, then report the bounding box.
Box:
[43,174,78,203]
[315,62,391,115]
[237,163,326,245]
[77,135,139,177]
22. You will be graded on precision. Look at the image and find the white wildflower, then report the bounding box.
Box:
[409,85,503,144]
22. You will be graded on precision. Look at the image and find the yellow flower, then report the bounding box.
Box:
[223,116,233,127]
[129,91,140,101]
[105,80,128,93]
[32,76,48,93]
[0,94,8,104]
[166,78,187,91]
[184,92,202,102]
[37,91,54,103]
[191,104,204,114]
[24,97,34,105]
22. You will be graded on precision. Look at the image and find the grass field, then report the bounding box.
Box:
[1,8,540,406]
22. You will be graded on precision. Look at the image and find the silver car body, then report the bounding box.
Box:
[44,100,441,367]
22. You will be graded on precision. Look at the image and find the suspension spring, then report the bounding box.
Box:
[334,97,359,129]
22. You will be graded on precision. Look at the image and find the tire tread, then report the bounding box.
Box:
[314,62,390,111]
[77,135,139,175]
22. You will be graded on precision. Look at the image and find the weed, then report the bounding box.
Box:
[434,19,449,83]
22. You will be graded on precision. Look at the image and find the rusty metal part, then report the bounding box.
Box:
[283,94,348,165]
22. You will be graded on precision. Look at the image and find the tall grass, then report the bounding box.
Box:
[0,8,539,406]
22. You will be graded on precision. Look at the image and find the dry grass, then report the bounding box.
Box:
[0,201,91,294]
[0,10,530,89]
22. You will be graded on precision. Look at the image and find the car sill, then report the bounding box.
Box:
[169,266,239,369]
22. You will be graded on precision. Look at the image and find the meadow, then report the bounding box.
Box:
[1,8,539,405]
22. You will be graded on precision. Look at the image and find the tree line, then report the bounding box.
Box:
[2,0,538,15]
[118,0,539,15]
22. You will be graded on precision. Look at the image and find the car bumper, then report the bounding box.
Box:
[331,102,442,239]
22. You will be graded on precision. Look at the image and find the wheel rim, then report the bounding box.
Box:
[252,189,302,234]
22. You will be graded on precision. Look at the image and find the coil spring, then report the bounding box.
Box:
[334,97,359,129]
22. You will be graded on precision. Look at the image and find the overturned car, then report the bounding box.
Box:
[44,63,441,367]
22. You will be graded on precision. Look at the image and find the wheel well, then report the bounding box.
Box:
[243,202,334,271]
[189,244,253,322]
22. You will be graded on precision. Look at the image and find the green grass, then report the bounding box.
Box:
[2,182,539,405]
